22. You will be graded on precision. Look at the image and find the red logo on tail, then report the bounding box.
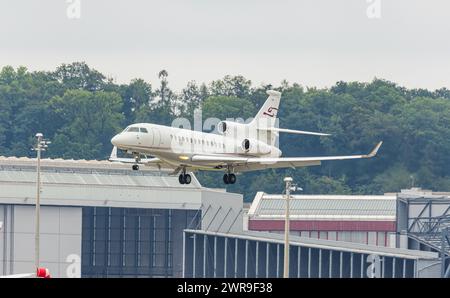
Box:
[263,107,278,117]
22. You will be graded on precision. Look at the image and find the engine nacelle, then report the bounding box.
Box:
[241,138,272,155]
[217,121,249,136]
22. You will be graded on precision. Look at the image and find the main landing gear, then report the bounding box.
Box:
[132,164,139,171]
[223,173,236,184]
[178,168,192,185]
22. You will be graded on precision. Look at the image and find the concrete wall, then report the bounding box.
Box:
[0,177,203,210]
[0,160,243,277]
[0,204,82,278]
[201,190,243,234]
[396,199,408,233]
[416,260,442,278]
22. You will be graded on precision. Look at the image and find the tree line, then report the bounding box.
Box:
[1,62,450,200]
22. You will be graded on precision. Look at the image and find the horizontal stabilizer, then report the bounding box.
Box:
[261,127,331,136]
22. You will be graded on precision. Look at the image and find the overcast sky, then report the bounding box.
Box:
[1,0,449,90]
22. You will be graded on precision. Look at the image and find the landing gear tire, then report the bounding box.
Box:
[228,173,236,184]
[223,173,236,185]
[132,164,139,171]
[179,173,192,185]
[223,174,229,184]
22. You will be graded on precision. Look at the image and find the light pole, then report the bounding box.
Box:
[32,133,50,274]
[283,177,301,278]
[283,177,293,278]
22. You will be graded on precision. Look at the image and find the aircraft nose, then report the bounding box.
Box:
[111,134,122,146]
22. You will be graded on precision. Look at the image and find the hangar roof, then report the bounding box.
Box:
[248,192,397,221]
[0,155,173,172]
[0,156,237,210]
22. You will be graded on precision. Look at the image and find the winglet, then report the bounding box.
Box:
[367,141,383,158]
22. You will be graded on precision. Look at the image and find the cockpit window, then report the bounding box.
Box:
[140,128,148,133]
[127,127,139,132]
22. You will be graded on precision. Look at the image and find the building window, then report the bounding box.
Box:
[81,207,191,278]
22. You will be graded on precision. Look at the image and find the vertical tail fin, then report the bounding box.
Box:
[252,90,281,126]
[251,90,281,147]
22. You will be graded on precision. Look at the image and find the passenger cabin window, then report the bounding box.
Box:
[140,128,148,133]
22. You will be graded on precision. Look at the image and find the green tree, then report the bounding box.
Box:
[119,78,153,123]
[209,75,252,98]
[202,95,256,121]
[136,70,177,126]
[372,164,413,193]
[178,81,208,120]
[2,62,450,199]
[54,62,107,91]
[48,89,123,159]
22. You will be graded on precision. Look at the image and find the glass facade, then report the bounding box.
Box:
[81,207,199,278]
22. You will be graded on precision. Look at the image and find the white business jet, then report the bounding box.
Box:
[110,90,382,185]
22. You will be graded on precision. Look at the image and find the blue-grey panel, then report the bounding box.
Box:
[254,196,396,218]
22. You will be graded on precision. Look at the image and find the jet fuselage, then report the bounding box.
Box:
[111,123,281,170]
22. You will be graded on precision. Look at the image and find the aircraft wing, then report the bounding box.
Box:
[191,141,383,172]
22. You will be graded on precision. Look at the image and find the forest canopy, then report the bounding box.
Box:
[1,62,450,200]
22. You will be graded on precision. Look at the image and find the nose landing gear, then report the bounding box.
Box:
[131,152,141,171]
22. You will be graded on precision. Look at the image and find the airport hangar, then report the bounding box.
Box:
[0,156,449,278]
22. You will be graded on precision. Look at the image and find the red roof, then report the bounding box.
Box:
[248,219,396,232]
